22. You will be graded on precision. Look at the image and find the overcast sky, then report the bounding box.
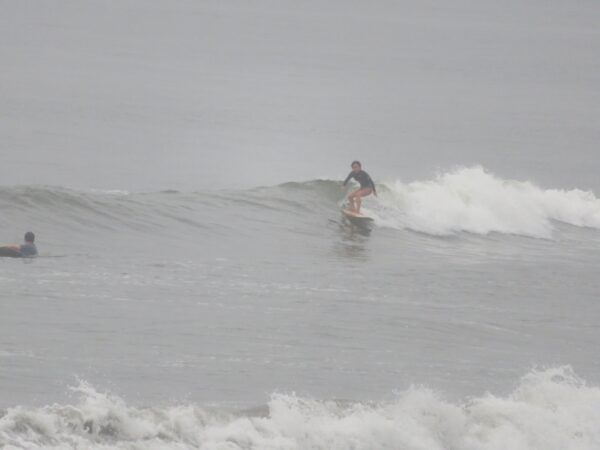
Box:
[1,0,599,191]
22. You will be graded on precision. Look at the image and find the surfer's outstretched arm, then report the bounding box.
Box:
[343,172,353,187]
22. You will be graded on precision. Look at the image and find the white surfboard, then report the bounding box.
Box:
[341,208,374,222]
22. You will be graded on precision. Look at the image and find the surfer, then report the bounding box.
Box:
[0,232,38,258]
[342,161,376,214]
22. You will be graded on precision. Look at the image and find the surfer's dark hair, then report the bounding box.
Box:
[24,231,35,242]
[351,160,361,168]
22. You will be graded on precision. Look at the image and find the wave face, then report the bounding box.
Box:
[1,167,600,240]
[0,367,598,450]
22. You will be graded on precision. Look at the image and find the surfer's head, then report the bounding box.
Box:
[24,231,35,243]
[351,160,361,172]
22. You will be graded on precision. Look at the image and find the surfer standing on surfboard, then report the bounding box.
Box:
[342,161,376,214]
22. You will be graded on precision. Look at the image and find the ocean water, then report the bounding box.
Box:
[2,169,600,448]
[2,1,600,449]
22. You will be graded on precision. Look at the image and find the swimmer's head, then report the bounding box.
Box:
[351,160,361,172]
[24,231,35,243]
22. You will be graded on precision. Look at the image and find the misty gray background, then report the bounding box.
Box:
[2,0,599,192]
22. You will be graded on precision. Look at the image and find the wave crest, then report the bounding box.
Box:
[2,169,600,239]
[374,166,600,237]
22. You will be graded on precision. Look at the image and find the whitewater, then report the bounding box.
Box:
[375,167,600,238]
[1,367,600,450]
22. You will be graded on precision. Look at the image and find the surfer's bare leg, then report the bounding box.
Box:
[349,188,373,214]
[347,189,360,211]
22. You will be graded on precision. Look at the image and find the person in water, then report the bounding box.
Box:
[343,160,376,214]
[0,232,38,257]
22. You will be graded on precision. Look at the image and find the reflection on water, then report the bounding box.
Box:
[328,216,372,260]
[339,216,373,237]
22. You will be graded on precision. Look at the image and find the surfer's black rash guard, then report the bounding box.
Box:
[343,170,376,193]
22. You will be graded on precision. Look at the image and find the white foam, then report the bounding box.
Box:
[1,367,600,449]
[372,167,600,238]
[86,188,131,196]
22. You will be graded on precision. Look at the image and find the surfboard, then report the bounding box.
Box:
[0,246,21,257]
[341,208,374,222]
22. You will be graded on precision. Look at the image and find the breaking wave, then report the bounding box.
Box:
[373,166,600,238]
[1,367,599,449]
[1,167,599,239]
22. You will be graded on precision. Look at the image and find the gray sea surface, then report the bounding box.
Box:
[1,1,600,449]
